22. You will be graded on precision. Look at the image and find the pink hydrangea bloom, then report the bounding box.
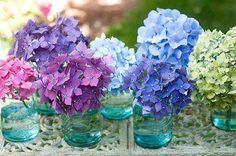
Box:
[0,56,37,102]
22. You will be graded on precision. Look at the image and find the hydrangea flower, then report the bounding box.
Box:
[90,34,136,95]
[137,8,203,68]
[124,58,194,118]
[36,42,113,115]
[189,27,236,110]
[9,16,88,70]
[0,56,37,102]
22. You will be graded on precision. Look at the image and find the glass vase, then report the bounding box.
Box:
[1,99,40,142]
[133,104,173,149]
[33,93,57,116]
[100,91,134,120]
[211,106,236,131]
[62,109,101,147]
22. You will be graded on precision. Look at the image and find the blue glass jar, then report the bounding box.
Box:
[133,104,173,149]
[33,93,57,116]
[101,91,134,120]
[1,99,40,142]
[62,109,101,147]
[211,106,236,131]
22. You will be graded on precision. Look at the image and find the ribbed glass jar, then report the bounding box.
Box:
[1,99,40,142]
[100,91,134,120]
[211,106,236,131]
[133,104,173,149]
[33,93,57,116]
[62,109,101,147]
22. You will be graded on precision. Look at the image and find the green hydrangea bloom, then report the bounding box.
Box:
[189,27,236,111]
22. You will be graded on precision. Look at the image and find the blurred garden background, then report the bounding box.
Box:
[1,0,236,58]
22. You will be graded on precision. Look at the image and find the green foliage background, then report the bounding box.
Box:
[107,0,236,48]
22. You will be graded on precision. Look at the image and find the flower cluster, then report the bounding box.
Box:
[36,42,113,115]
[189,28,236,110]
[136,8,203,68]
[90,34,136,95]
[0,56,36,101]
[9,16,88,70]
[124,58,194,118]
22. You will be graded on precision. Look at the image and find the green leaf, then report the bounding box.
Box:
[228,90,236,94]
[231,81,236,89]
[206,92,215,99]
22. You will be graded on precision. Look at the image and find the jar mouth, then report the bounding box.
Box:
[1,101,37,121]
[133,103,173,120]
[2,97,33,104]
[104,89,133,96]
[1,99,34,109]
[101,92,134,107]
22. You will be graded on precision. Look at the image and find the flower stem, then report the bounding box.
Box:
[226,108,232,129]
[22,100,29,109]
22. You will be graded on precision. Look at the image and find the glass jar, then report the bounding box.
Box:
[133,104,173,149]
[100,91,134,120]
[1,99,40,142]
[211,106,236,131]
[33,92,57,116]
[62,109,101,147]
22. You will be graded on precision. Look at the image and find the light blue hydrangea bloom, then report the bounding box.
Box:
[90,34,136,95]
[137,8,203,68]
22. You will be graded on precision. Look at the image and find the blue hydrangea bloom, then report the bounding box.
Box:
[123,58,194,118]
[90,34,136,95]
[136,8,203,68]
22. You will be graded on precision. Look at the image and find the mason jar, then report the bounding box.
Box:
[133,104,173,148]
[1,99,40,142]
[62,109,101,147]
[211,106,236,131]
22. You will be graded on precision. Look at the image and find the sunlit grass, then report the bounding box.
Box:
[0,40,11,59]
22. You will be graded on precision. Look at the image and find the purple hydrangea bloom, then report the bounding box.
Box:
[124,58,194,118]
[136,8,203,68]
[9,16,89,70]
[35,42,112,115]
